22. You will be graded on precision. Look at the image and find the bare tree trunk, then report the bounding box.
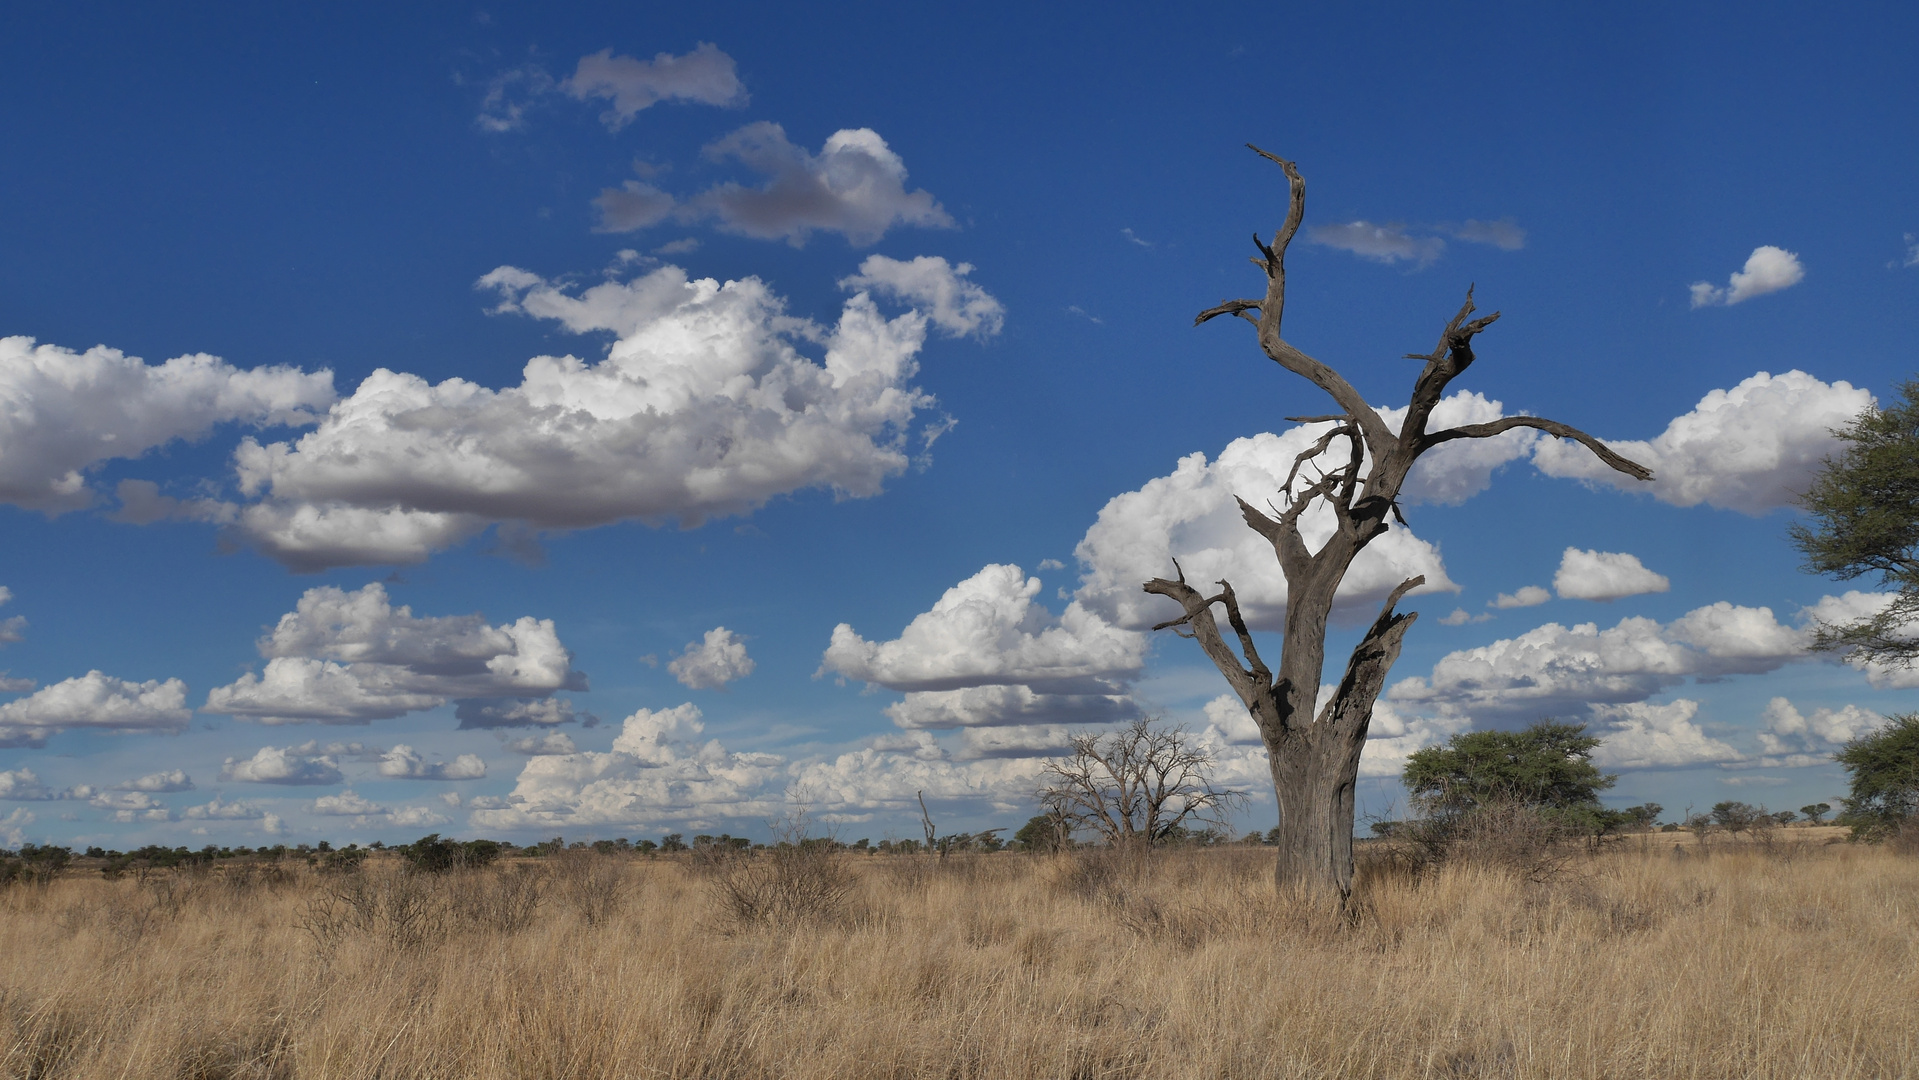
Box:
[1146,148,1651,901]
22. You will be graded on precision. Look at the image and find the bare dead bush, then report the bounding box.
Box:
[711,843,856,930]
[1397,803,1580,882]
[459,864,545,934]
[550,850,628,927]
[298,867,447,952]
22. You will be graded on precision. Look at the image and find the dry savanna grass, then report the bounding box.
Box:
[1,837,1915,1079]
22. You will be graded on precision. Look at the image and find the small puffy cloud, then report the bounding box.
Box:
[1390,600,1813,722]
[0,671,192,748]
[1690,246,1805,307]
[2,808,33,846]
[470,703,787,830]
[390,805,450,827]
[204,583,580,724]
[455,697,581,730]
[1448,219,1526,251]
[1553,549,1670,601]
[1532,370,1871,515]
[1074,394,1549,632]
[118,769,193,793]
[230,259,986,569]
[181,796,266,820]
[88,790,167,813]
[1308,222,1444,266]
[0,768,55,800]
[1901,233,1919,269]
[1588,699,1742,769]
[669,628,756,690]
[1438,608,1493,626]
[838,256,1004,339]
[561,44,746,130]
[312,790,382,816]
[0,336,333,514]
[823,564,1145,694]
[504,731,578,756]
[376,745,487,781]
[220,745,345,786]
[1758,697,1883,759]
[1492,586,1551,610]
[682,123,953,246]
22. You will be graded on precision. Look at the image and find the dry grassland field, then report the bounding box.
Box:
[2,834,1916,1080]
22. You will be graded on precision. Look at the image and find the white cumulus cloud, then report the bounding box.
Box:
[823,564,1145,695]
[504,731,578,756]
[0,336,333,514]
[0,671,192,748]
[376,745,487,781]
[1690,245,1805,307]
[1532,370,1871,515]
[1308,222,1444,266]
[203,583,581,724]
[1553,548,1670,601]
[1389,599,1815,722]
[1492,586,1552,609]
[562,44,746,130]
[181,796,266,820]
[0,768,55,800]
[669,628,756,690]
[680,123,953,246]
[1588,699,1742,769]
[118,769,193,793]
[1758,697,1883,761]
[220,745,346,786]
[227,258,990,569]
[311,790,382,816]
[1073,392,1546,633]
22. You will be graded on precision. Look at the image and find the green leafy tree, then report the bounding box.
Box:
[1792,380,1919,666]
[1403,720,1616,815]
[1835,713,1919,840]
[1801,803,1831,824]
[1710,801,1766,835]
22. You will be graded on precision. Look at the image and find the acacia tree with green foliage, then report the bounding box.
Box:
[1792,379,1919,665]
[1835,713,1919,840]
[1402,720,1618,830]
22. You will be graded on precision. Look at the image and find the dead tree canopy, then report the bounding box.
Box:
[1037,718,1245,847]
[1145,146,1651,900]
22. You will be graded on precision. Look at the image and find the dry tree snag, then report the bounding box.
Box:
[1145,147,1652,899]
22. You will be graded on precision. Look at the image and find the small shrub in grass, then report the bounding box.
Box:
[712,838,856,930]
[398,834,502,874]
[551,849,628,926]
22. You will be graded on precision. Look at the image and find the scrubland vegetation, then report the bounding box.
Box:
[2,829,1915,1080]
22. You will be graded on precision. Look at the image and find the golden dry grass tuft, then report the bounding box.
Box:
[2,838,1915,1079]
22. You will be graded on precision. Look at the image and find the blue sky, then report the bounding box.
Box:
[3,4,1916,847]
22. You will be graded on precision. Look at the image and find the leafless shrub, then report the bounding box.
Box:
[298,868,447,951]
[550,850,628,927]
[450,864,545,934]
[711,842,856,930]
[1397,803,1580,882]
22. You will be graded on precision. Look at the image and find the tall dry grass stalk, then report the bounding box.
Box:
[1,841,1914,1079]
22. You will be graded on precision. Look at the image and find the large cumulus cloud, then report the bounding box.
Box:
[1532,371,1868,514]
[203,583,582,724]
[0,336,334,513]
[225,257,995,569]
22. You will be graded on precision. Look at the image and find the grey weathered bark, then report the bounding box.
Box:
[1145,147,1652,899]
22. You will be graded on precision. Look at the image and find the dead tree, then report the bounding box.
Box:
[1145,147,1651,899]
[1037,718,1245,847]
